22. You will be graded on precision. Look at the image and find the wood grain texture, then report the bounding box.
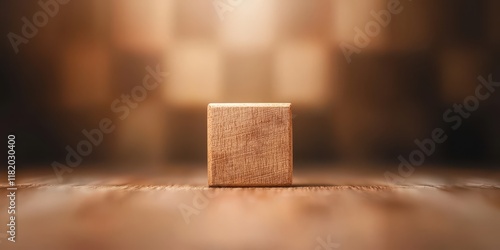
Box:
[2,166,500,250]
[208,103,293,186]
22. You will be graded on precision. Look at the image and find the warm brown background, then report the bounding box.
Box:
[1,0,500,167]
[1,1,500,249]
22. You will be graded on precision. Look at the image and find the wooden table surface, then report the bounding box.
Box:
[1,164,500,250]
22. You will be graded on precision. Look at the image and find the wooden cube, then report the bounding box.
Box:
[207,103,293,187]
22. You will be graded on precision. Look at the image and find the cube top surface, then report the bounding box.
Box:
[208,103,291,108]
[207,103,293,187]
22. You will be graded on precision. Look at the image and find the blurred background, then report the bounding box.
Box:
[1,0,500,171]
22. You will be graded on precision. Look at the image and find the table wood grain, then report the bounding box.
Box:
[1,165,499,250]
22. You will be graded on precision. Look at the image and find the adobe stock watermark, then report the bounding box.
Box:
[7,0,71,54]
[340,0,411,63]
[213,0,244,22]
[178,190,217,225]
[51,64,168,182]
[315,234,341,250]
[385,74,500,184]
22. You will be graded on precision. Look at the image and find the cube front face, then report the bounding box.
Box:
[208,103,293,186]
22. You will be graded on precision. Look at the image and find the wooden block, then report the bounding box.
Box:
[207,103,293,186]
